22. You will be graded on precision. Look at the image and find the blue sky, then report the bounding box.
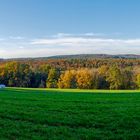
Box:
[0,0,140,58]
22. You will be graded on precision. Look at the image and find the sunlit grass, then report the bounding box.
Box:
[0,88,140,139]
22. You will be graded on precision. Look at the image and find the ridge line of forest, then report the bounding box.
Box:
[0,54,140,61]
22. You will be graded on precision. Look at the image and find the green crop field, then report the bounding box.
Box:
[0,88,140,140]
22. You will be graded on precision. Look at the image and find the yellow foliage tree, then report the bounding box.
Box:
[76,69,93,89]
[58,70,77,88]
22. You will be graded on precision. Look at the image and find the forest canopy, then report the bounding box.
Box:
[0,57,140,89]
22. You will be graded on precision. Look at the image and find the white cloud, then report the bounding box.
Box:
[53,33,73,38]
[53,32,108,38]
[31,37,140,47]
[0,33,140,58]
[1,43,140,58]
[19,46,24,49]
[51,32,123,38]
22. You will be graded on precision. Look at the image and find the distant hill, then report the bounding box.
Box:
[47,54,140,59]
[3,54,140,61]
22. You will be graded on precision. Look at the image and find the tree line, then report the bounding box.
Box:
[0,59,139,89]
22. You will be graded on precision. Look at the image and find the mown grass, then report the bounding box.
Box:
[0,88,140,140]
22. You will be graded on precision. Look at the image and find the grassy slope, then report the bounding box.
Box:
[0,88,140,140]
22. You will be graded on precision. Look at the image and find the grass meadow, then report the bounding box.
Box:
[0,88,140,139]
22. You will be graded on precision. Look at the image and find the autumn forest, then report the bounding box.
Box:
[0,57,140,90]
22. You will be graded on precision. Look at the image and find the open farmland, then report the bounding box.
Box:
[0,88,140,139]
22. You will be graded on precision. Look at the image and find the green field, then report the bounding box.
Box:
[0,88,140,140]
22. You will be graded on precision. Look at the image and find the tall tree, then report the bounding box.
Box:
[76,69,93,89]
[106,66,123,89]
[136,74,140,89]
[46,68,60,88]
[58,70,77,88]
